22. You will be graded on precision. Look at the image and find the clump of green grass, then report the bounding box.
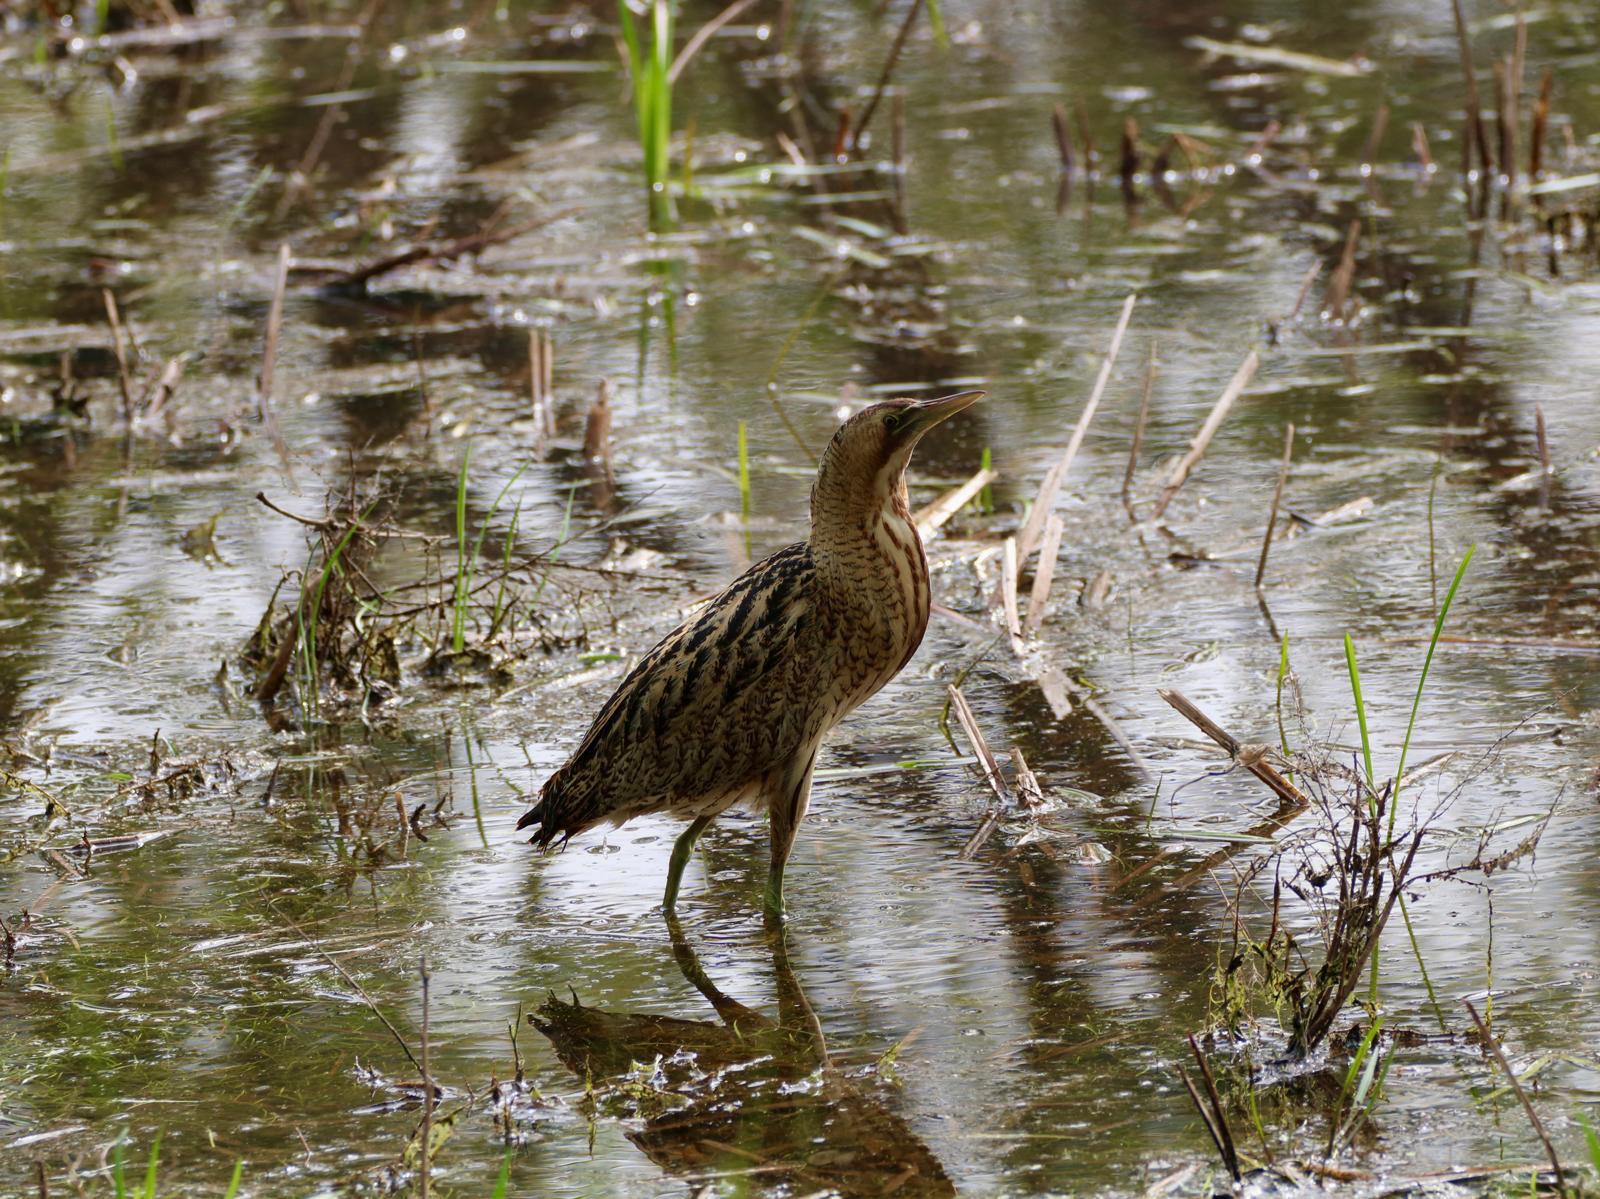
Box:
[452,446,531,654]
[110,1133,244,1199]
[617,0,675,231]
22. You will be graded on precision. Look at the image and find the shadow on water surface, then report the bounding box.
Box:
[534,919,954,1198]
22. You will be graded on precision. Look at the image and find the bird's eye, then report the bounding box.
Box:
[883,411,903,432]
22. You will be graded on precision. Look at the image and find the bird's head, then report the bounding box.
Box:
[811,390,985,527]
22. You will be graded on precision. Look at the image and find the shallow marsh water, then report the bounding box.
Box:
[1,0,1599,1195]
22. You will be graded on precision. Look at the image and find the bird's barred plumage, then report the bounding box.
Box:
[517,391,983,911]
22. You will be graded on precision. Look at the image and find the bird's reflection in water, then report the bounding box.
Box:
[532,920,954,1197]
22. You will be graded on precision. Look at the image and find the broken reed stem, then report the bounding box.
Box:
[1187,1035,1242,1181]
[1121,339,1156,512]
[1119,117,1139,196]
[1157,687,1309,808]
[1051,102,1073,172]
[1074,99,1096,171]
[1325,219,1361,321]
[1017,292,1137,562]
[1510,7,1528,186]
[1461,1000,1570,1199]
[1151,349,1260,520]
[1493,60,1511,187]
[1000,537,1025,655]
[914,465,996,534]
[1254,423,1295,589]
[848,0,924,155]
[950,683,1009,859]
[1287,260,1322,323]
[100,288,134,422]
[1450,0,1493,179]
[1534,403,1550,474]
[1529,68,1553,183]
[1024,514,1064,632]
[419,952,433,1199]
[584,378,614,466]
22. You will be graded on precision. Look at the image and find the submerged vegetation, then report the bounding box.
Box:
[1,0,1599,1195]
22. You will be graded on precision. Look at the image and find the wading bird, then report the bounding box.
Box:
[518,391,984,918]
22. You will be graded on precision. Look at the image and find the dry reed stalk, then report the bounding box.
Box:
[1411,121,1435,173]
[1183,1035,1241,1181]
[1462,1001,1571,1199]
[914,466,997,534]
[419,952,433,1199]
[1157,687,1307,807]
[1000,537,1025,655]
[257,243,293,473]
[1450,0,1493,178]
[1254,423,1295,589]
[1535,403,1550,473]
[1287,259,1322,323]
[1121,340,1156,512]
[950,684,1010,859]
[1150,350,1260,520]
[100,288,134,422]
[1119,117,1139,195]
[584,378,614,465]
[1324,219,1362,320]
[1494,59,1511,185]
[1016,293,1137,562]
[1051,102,1074,172]
[1074,99,1096,170]
[1510,7,1528,184]
[891,91,908,232]
[529,328,547,440]
[1024,513,1064,632]
[848,0,924,155]
[667,0,761,84]
[1245,119,1281,162]
[1360,102,1389,175]
[1529,69,1553,182]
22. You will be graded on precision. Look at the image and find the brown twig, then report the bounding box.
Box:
[1534,404,1550,474]
[952,684,1010,859]
[847,0,924,155]
[1151,349,1260,520]
[1157,688,1309,808]
[1461,1000,1570,1199]
[1324,219,1361,321]
[1017,293,1137,562]
[257,243,294,475]
[1254,423,1295,589]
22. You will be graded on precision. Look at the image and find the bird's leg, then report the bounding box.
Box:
[764,749,819,923]
[663,815,713,914]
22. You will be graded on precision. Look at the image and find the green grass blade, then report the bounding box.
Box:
[113,1133,128,1198]
[926,0,949,48]
[1343,632,1375,804]
[141,1133,161,1198]
[220,1160,245,1199]
[490,1148,513,1198]
[1389,545,1474,835]
[1578,1111,1600,1172]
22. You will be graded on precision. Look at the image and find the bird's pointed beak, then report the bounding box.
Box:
[903,390,985,438]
